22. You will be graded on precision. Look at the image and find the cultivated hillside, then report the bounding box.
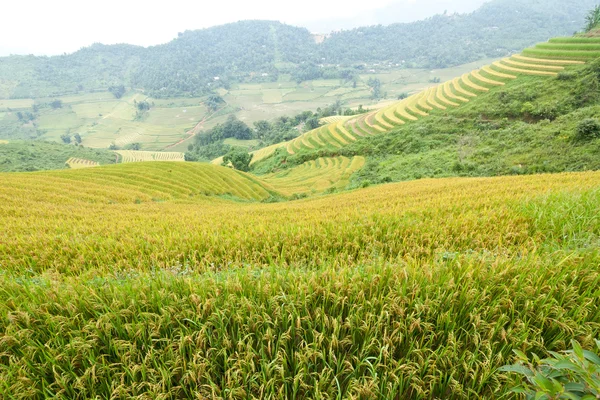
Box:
[245,36,600,186]
[1,162,599,398]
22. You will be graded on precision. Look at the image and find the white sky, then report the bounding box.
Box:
[0,0,480,56]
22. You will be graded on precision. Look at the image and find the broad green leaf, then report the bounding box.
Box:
[582,350,600,365]
[499,364,534,376]
[572,341,585,360]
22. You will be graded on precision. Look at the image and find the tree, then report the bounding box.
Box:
[304,117,320,131]
[124,142,142,150]
[222,149,253,172]
[109,85,126,99]
[585,5,600,32]
[136,101,150,111]
[367,78,382,100]
[60,134,71,144]
[254,120,272,139]
[74,133,82,144]
[206,94,225,112]
[221,115,252,140]
[50,99,63,109]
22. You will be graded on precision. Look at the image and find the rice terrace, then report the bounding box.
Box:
[1,1,600,399]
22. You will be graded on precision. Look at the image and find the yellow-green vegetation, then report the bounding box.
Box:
[0,140,117,172]
[65,157,99,169]
[115,150,185,163]
[0,140,8,144]
[244,39,594,164]
[262,156,365,196]
[0,163,599,398]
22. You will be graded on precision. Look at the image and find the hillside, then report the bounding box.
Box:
[0,140,117,172]
[0,0,595,99]
[1,162,599,398]
[3,9,600,399]
[246,37,600,187]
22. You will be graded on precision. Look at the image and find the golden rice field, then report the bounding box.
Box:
[0,140,8,144]
[116,150,186,163]
[65,157,99,169]
[1,162,600,398]
[262,156,365,196]
[238,38,593,165]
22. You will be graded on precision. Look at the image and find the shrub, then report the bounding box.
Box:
[557,71,576,81]
[500,340,600,399]
[576,118,600,141]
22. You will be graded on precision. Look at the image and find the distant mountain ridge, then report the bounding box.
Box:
[0,0,596,99]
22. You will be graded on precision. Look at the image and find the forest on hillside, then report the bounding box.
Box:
[0,0,596,99]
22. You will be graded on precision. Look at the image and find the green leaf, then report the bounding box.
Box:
[572,340,585,360]
[564,382,586,392]
[582,350,600,365]
[534,391,550,400]
[560,393,581,400]
[499,364,534,376]
[533,373,558,394]
[554,360,580,371]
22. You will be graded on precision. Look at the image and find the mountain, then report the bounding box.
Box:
[302,0,489,32]
[0,0,596,99]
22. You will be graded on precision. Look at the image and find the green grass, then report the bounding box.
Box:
[550,37,600,43]
[0,140,117,172]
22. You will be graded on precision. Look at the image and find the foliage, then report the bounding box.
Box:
[193,115,252,147]
[206,94,225,112]
[222,148,253,171]
[108,85,126,99]
[500,340,600,399]
[0,0,595,98]
[123,142,142,150]
[586,5,600,32]
[185,142,231,161]
[576,118,600,140]
[257,60,600,186]
[367,77,382,99]
[0,140,116,172]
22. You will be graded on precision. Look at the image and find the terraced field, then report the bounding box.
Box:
[116,150,186,163]
[243,38,594,164]
[1,163,600,398]
[262,156,365,196]
[523,36,600,60]
[65,157,99,169]
[0,162,273,205]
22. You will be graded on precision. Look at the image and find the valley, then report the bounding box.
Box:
[1,2,600,399]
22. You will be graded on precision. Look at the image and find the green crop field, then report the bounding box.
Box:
[262,156,365,195]
[0,162,599,398]
[246,41,590,164]
[2,20,600,399]
[0,60,507,151]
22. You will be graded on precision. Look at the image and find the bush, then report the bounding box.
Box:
[576,118,600,141]
[500,340,600,399]
[557,71,576,81]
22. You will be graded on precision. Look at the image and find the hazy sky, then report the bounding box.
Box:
[0,0,486,56]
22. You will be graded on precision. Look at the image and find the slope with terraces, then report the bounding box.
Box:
[234,36,598,165]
